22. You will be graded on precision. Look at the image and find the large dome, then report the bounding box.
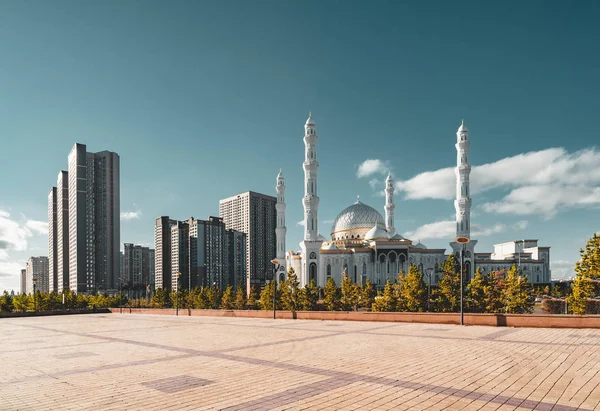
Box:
[331,199,385,240]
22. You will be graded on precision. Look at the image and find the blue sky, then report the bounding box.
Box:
[1,0,599,292]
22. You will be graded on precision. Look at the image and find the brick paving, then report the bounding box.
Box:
[1,314,599,410]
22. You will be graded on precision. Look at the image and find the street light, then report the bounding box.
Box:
[271,259,280,320]
[32,278,38,313]
[174,272,181,316]
[455,235,470,325]
[118,277,125,314]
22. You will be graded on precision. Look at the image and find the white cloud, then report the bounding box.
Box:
[297,220,305,226]
[551,260,575,279]
[0,210,32,252]
[394,147,600,218]
[512,220,528,230]
[120,210,142,221]
[25,220,48,235]
[404,220,506,241]
[368,178,381,189]
[357,159,390,178]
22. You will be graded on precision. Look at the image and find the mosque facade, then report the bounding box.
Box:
[277,114,551,289]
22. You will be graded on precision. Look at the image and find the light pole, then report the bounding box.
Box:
[118,277,125,313]
[32,278,38,313]
[175,271,180,316]
[424,269,433,312]
[456,235,470,325]
[271,259,280,320]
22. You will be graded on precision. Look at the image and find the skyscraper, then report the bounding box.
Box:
[48,187,58,292]
[56,171,69,292]
[25,256,49,294]
[219,191,276,290]
[154,216,177,290]
[60,143,120,294]
[123,243,155,297]
[20,269,26,295]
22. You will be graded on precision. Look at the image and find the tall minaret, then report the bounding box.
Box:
[302,112,319,241]
[450,120,477,280]
[455,119,471,241]
[275,169,287,277]
[299,112,323,287]
[384,171,396,237]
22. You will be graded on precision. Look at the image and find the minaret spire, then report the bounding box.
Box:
[385,171,396,236]
[455,120,471,241]
[302,112,319,240]
[275,169,287,276]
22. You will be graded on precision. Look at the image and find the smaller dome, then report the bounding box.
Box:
[322,242,338,251]
[458,119,468,133]
[306,112,315,126]
[365,225,389,240]
[390,233,405,240]
[413,241,427,249]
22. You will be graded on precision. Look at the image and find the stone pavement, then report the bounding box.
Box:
[1,314,599,410]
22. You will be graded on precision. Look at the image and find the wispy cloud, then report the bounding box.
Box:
[551,260,575,279]
[121,210,142,221]
[403,220,506,241]
[394,147,600,218]
[357,159,390,178]
[297,220,305,226]
[0,210,33,252]
[25,220,48,235]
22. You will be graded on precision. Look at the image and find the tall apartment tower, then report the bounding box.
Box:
[171,221,190,290]
[219,191,277,290]
[48,187,58,292]
[67,143,120,294]
[123,243,155,296]
[56,171,69,292]
[25,256,49,294]
[154,216,177,290]
[20,269,26,295]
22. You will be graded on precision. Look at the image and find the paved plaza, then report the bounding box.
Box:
[1,314,600,410]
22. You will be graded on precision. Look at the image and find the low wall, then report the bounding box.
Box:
[108,308,600,328]
[0,308,111,318]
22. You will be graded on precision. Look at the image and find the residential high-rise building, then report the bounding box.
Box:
[48,187,58,292]
[56,171,69,292]
[25,256,49,294]
[226,229,247,289]
[20,269,26,295]
[219,191,276,290]
[171,221,190,290]
[67,143,120,294]
[148,249,155,291]
[123,243,155,297]
[154,216,177,290]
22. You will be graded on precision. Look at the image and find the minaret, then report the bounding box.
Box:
[275,169,287,278]
[455,119,471,241]
[384,171,396,237]
[450,120,477,280]
[302,112,319,241]
[299,112,323,288]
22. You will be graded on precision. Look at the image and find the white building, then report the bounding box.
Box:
[282,114,551,288]
[25,256,49,294]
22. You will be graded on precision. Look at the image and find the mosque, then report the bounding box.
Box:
[276,114,551,289]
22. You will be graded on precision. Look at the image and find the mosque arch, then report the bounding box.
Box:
[309,263,317,282]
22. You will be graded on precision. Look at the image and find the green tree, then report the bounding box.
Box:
[300,279,320,311]
[246,286,259,310]
[397,265,427,312]
[372,280,397,312]
[0,291,14,312]
[13,294,33,312]
[323,277,341,311]
[466,267,487,313]
[340,271,359,311]
[568,234,600,314]
[435,254,461,312]
[221,286,234,309]
[482,271,504,313]
[208,286,222,309]
[359,279,377,310]
[151,288,170,308]
[259,281,277,310]
[502,265,534,314]
[235,286,246,310]
[280,269,301,316]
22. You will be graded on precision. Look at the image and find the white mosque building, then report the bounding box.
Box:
[277,114,551,289]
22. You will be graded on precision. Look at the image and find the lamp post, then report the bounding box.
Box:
[424,269,433,312]
[32,278,38,313]
[271,259,280,320]
[175,271,180,316]
[456,235,470,325]
[118,277,125,313]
